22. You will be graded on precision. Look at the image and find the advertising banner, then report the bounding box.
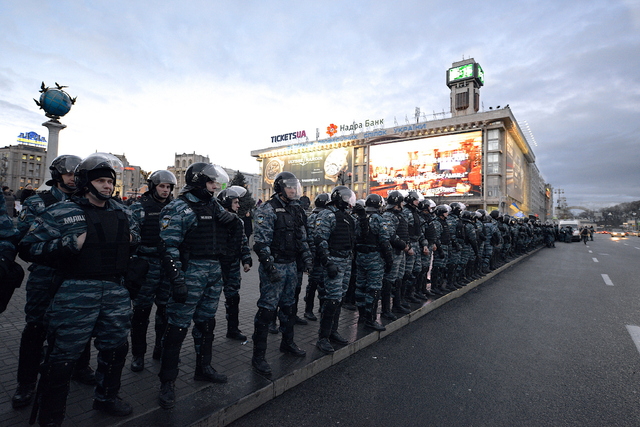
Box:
[506,133,524,203]
[262,147,352,188]
[369,131,482,197]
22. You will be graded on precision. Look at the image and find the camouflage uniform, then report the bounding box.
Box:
[431,215,450,292]
[314,204,355,347]
[19,196,139,425]
[252,192,312,374]
[354,209,392,329]
[381,207,409,316]
[157,190,237,389]
[303,206,325,319]
[0,191,22,313]
[402,203,427,301]
[12,186,97,408]
[129,192,173,368]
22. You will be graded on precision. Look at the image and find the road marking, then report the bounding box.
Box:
[599,253,610,256]
[588,250,593,253]
[601,274,613,286]
[592,258,599,263]
[635,247,640,250]
[626,325,640,356]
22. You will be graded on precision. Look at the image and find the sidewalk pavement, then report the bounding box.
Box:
[0,250,537,427]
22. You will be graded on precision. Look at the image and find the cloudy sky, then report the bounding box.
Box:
[1,0,639,209]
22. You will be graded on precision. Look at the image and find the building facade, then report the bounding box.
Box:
[251,58,552,219]
[0,144,47,192]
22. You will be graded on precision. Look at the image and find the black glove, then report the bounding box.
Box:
[171,275,188,304]
[265,263,282,282]
[384,261,393,274]
[124,257,149,300]
[326,262,339,279]
[353,203,366,218]
[0,254,25,314]
[437,249,445,259]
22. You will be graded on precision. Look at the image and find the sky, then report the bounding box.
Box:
[1,0,639,210]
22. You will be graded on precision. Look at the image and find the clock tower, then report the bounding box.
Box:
[447,58,484,117]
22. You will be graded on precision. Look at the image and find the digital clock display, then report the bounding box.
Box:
[448,64,474,82]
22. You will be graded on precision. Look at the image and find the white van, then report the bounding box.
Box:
[558,220,581,242]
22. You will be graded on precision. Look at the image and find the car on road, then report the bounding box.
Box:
[610,229,627,238]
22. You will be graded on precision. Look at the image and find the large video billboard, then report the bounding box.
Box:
[262,147,352,188]
[506,133,525,203]
[369,131,482,197]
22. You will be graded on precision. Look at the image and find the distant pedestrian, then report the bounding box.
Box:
[3,186,16,217]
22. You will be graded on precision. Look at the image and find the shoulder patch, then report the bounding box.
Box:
[19,209,28,221]
[161,217,171,230]
[256,213,265,224]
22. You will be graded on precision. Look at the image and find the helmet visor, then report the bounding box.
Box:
[227,185,247,199]
[51,155,82,174]
[202,164,229,189]
[281,178,302,200]
[342,190,356,208]
[79,153,124,174]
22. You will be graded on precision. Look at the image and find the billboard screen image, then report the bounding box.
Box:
[262,147,352,188]
[369,131,482,197]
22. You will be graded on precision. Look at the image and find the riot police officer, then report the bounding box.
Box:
[129,170,177,373]
[381,190,412,318]
[303,193,330,321]
[0,190,23,314]
[431,205,451,294]
[217,186,252,341]
[314,185,356,354]
[402,190,429,302]
[19,153,140,425]
[12,155,98,409]
[354,193,393,331]
[157,163,236,409]
[251,172,312,375]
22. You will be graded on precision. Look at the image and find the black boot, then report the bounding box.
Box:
[357,304,367,323]
[364,290,385,331]
[12,322,47,408]
[130,305,152,372]
[279,305,306,357]
[93,342,132,416]
[36,360,76,427]
[193,319,227,383]
[392,280,410,314]
[159,323,188,409]
[72,340,96,385]
[303,279,318,321]
[380,279,397,320]
[329,302,348,345]
[225,295,247,341]
[316,299,338,354]
[153,304,167,360]
[252,308,276,375]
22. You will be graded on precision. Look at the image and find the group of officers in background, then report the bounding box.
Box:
[0,158,556,426]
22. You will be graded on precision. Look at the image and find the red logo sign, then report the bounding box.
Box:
[326,123,337,137]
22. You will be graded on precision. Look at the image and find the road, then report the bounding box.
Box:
[230,235,640,427]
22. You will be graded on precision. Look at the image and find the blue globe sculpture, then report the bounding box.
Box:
[39,89,72,118]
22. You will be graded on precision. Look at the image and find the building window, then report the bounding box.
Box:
[487,153,500,174]
[29,155,34,160]
[486,175,500,197]
[487,129,500,151]
[22,154,27,160]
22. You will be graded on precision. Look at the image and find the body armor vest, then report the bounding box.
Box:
[394,210,409,243]
[356,214,379,253]
[179,195,216,258]
[139,195,165,249]
[407,207,421,240]
[64,204,130,280]
[439,217,451,244]
[328,209,355,253]
[268,198,299,263]
[39,191,60,207]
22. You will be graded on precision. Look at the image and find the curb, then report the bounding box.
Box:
[120,248,541,427]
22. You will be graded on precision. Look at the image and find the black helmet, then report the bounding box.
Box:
[185,163,228,190]
[47,154,82,191]
[489,210,500,220]
[386,190,404,207]
[273,171,302,201]
[74,153,123,201]
[476,209,488,221]
[404,190,423,205]
[450,202,466,215]
[314,193,330,208]
[365,193,384,213]
[434,205,450,217]
[217,185,247,210]
[461,210,474,220]
[148,170,177,198]
[331,185,356,210]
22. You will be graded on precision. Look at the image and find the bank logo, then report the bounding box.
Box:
[326,123,337,137]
